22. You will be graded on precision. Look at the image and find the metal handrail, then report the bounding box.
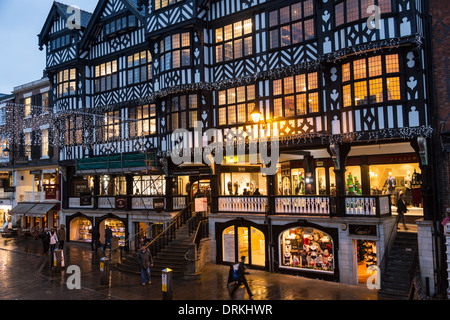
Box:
[145,202,193,257]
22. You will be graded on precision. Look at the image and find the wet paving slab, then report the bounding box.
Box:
[0,238,379,301]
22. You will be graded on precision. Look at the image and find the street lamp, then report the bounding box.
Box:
[250,104,262,124]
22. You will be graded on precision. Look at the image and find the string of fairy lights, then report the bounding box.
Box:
[0,33,430,154]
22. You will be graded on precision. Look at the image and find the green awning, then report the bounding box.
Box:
[76,153,158,173]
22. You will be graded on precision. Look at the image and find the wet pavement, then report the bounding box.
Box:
[0,237,380,301]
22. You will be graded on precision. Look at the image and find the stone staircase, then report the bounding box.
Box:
[378,232,419,300]
[115,223,195,278]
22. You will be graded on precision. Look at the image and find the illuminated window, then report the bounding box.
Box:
[272,72,319,118]
[217,84,256,126]
[129,104,157,137]
[342,54,401,107]
[335,0,392,27]
[154,0,182,10]
[41,129,49,158]
[94,61,117,93]
[215,19,252,63]
[57,69,76,98]
[160,33,191,72]
[127,51,152,85]
[269,1,315,49]
[65,116,83,145]
[104,110,121,141]
[24,97,32,117]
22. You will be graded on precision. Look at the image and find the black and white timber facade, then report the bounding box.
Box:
[36,0,444,294]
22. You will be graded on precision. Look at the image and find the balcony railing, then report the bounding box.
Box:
[275,196,330,216]
[215,195,391,218]
[218,196,268,213]
[23,191,59,203]
[344,195,391,217]
[67,195,188,212]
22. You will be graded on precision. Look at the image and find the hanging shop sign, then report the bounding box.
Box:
[153,198,165,213]
[349,224,377,236]
[115,196,129,210]
[80,194,92,206]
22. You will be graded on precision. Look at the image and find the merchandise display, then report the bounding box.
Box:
[69,217,92,242]
[105,219,126,246]
[280,227,334,273]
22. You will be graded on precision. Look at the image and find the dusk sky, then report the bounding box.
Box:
[0,0,99,94]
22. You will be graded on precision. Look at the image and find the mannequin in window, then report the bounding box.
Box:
[386,172,396,203]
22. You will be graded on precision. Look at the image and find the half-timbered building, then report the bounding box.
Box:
[37,0,443,294]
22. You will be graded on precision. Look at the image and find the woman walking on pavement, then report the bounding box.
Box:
[137,244,153,286]
[229,256,253,298]
[57,225,66,249]
[49,229,58,253]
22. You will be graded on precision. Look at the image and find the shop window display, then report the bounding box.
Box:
[221,170,266,195]
[369,163,421,207]
[356,240,377,284]
[345,166,362,195]
[280,227,334,273]
[69,217,92,242]
[222,225,266,266]
[101,219,126,246]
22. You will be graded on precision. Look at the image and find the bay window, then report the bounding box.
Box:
[94,61,118,93]
[342,54,401,108]
[129,104,157,137]
[215,19,253,63]
[57,69,76,98]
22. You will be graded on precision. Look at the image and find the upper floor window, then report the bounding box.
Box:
[127,51,152,85]
[42,92,49,113]
[104,110,121,141]
[104,14,137,36]
[41,129,49,158]
[342,54,400,108]
[272,72,319,118]
[217,84,256,126]
[154,0,182,11]
[95,61,118,93]
[169,94,198,131]
[269,0,315,49]
[215,19,253,63]
[24,97,32,117]
[0,106,6,125]
[160,33,191,72]
[24,131,32,160]
[65,116,83,146]
[57,69,76,98]
[129,104,157,137]
[335,0,392,26]
[51,34,71,51]
[0,138,9,159]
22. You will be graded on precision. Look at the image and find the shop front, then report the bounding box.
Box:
[215,219,268,269]
[96,214,127,247]
[273,222,339,281]
[67,214,93,242]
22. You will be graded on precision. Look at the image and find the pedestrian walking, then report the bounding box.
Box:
[91,226,100,252]
[396,192,408,230]
[137,244,153,286]
[103,225,113,251]
[57,225,66,249]
[229,256,253,298]
[41,228,50,255]
[49,229,58,253]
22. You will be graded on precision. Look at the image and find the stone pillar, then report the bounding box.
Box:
[416,219,435,297]
[445,224,450,299]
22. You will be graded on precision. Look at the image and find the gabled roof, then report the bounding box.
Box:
[79,0,146,51]
[38,1,93,48]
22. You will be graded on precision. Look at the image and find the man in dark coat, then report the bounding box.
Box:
[396,192,408,230]
[41,228,50,255]
[137,244,153,286]
[229,256,253,298]
[103,225,113,251]
[91,226,100,252]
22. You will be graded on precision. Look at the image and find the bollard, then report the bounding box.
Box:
[162,268,173,300]
[111,237,120,264]
[53,249,65,272]
[100,257,110,285]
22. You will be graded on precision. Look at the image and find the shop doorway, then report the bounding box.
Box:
[222,225,266,268]
[355,240,378,285]
[99,218,126,247]
[69,217,92,242]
